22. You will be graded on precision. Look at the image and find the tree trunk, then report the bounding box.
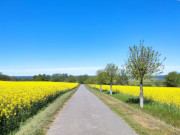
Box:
[100,84,102,92]
[110,83,112,95]
[140,79,143,108]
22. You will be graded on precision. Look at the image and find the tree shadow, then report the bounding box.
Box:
[126,97,154,104]
[112,91,118,94]
[101,90,118,94]
[101,90,107,92]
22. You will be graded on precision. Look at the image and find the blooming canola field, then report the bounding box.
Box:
[0,81,78,133]
[89,84,180,108]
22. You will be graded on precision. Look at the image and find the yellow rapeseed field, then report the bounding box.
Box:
[0,81,78,124]
[89,84,180,108]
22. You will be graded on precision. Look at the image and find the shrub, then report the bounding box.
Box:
[165,72,180,87]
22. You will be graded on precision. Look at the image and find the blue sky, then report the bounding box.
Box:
[0,0,180,76]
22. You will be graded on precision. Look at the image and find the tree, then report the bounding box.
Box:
[84,77,95,84]
[60,74,68,82]
[105,63,119,95]
[51,73,68,82]
[33,75,38,81]
[51,74,61,82]
[125,40,165,108]
[77,75,88,84]
[67,75,76,82]
[34,74,44,81]
[42,74,51,81]
[10,76,18,81]
[165,71,180,87]
[0,73,11,81]
[96,70,107,92]
[116,69,129,85]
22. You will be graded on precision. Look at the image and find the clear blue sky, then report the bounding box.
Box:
[0,0,180,76]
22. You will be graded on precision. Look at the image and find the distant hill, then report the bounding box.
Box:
[16,76,33,80]
[155,75,165,79]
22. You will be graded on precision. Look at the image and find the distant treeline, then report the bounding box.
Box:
[0,72,91,83]
[0,72,18,81]
[1,72,179,87]
[31,74,89,83]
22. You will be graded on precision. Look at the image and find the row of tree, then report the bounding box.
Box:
[0,72,18,81]
[84,69,128,86]
[1,40,179,109]
[91,41,179,107]
[90,41,166,108]
[32,74,90,83]
[0,72,91,83]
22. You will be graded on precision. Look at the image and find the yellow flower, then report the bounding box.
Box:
[0,81,78,121]
[89,84,180,108]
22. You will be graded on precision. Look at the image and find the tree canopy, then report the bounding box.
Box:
[125,41,166,80]
[125,41,166,108]
[165,71,180,87]
[105,63,119,94]
[96,69,107,85]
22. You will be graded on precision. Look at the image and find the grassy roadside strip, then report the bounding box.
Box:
[12,85,79,135]
[85,85,180,135]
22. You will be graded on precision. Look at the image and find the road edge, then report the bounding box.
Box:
[85,85,180,135]
[14,85,79,135]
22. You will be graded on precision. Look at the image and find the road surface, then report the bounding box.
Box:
[47,85,136,135]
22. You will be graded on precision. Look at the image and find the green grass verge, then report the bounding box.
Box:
[11,86,79,135]
[95,87,180,128]
[112,92,180,128]
[86,85,180,135]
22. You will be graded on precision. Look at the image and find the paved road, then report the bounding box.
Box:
[47,85,136,135]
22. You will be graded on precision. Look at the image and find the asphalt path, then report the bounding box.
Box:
[47,85,136,135]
